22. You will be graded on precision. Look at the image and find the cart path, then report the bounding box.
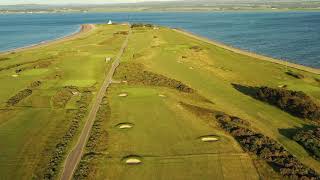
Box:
[60,27,131,180]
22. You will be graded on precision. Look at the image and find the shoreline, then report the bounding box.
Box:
[173,28,320,75]
[0,24,95,55]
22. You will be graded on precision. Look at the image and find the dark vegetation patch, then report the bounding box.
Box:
[131,23,154,28]
[28,80,42,88]
[293,128,320,161]
[52,86,79,108]
[6,89,32,106]
[215,113,319,179]
[286,71,305,79]
[182,103,319,179]
[0,57,10,61]
[114,31,129,35]
[0,56,55,72]
[115,63,195,93]
[74,96,110,180]
[189,46,203,52]
[43,89,92,180]
[233,84,320,121]
[315,78,320,83]
[15,60,52,73]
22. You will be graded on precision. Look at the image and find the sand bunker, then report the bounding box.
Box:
[117,123,134,129]
[158,94,166,98]
[189,67,194,70]
[118,93,128,97]
[123,155,142,165]
[200,135,219,142]
[12,74,19,77]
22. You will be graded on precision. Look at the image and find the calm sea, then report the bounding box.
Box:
[0,12,319,68]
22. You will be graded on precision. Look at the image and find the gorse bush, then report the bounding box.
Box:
[6,89,32,106]
[256,87,320,121]
[115,63,195,93]
[293,128,320,160]
[216,114,319,179]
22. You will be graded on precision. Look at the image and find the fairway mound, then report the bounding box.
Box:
[123,155,142,165]
[118,93,128,97]
[199,135,219,142]
[52,86,79,108]
[116,123,134,129]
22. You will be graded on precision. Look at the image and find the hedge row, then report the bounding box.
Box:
[293,128,320,160]
[256,86,320,121]
[131,23,154,28]
[73,96,110,180]
[115,63,195,93]
[6,89,32,106]
[43,90,91,180]
[216,114,319,179]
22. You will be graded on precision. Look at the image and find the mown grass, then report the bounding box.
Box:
[119,26,320,174]
[0,24,129,179]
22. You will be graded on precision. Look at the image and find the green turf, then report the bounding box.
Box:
[1,24,320,179]
[0,24,129,179]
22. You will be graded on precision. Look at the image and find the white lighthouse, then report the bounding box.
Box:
[107,20,113,25]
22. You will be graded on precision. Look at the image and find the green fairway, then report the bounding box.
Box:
[74,25,320,180]
[75,86,259,180]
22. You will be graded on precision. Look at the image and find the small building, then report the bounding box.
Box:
[105,57,111,62]
[107,20,113,25]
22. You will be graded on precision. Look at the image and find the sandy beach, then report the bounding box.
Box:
[0,24,95,55]
[174,29,320,75]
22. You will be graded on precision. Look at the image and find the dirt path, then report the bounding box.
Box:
[60,26,131,180]
[0,24,96,55]
[173,29,320,75]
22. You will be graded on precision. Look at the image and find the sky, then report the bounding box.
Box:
[0,0,180,5]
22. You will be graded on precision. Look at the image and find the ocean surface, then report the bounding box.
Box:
[0,12,319,68]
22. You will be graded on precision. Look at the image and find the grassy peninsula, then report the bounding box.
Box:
[0,24,319,180]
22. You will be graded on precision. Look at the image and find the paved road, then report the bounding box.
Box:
[60,26,131,180]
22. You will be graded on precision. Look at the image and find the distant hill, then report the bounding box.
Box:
[1,0,320,12]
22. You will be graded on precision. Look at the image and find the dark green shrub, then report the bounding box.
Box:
[256,87,320,121]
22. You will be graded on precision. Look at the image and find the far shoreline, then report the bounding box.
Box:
[0,24,95,55]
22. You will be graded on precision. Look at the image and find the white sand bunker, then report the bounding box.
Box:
[12,74,19,77]
[118,93,128,97]
[117,123,134,129]
[123,156,142,165]
[200,135,219,142]
[158,94,166,98]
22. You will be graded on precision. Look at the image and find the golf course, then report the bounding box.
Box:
[0,23,320,180]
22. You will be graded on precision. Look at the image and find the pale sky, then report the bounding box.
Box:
[0,0,180,5]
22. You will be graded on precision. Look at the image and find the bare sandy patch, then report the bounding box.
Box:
[118,93,128,97]
[200,135,219,142]
[117,123,134,129]
[123,155,142,165]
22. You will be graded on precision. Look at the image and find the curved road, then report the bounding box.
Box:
[60,26,131,180]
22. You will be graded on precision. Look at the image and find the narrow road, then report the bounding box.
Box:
[60,26,131,180]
